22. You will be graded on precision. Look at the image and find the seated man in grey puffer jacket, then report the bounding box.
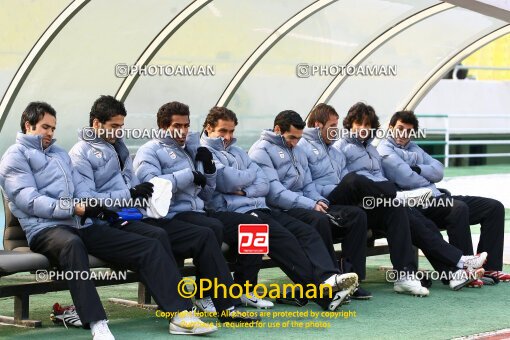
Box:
[133,101,272,310]
[377,110,508,284]
[69,96,256,325]
[0,101,218,339]
[248,111,370,297]
[201,106,359,310]
[333,102,488,294]
[300,103,442,293]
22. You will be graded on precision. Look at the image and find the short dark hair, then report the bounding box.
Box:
[307,103,339,127]
[274,110,305,133]
[343,102,380,130]
[157,101,190,129]
[203,106,238,130]
[89,95,127,127]
[20,101,56,133]
[389,110,419,132]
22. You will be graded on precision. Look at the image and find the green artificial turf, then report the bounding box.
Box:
[1,260,509,340]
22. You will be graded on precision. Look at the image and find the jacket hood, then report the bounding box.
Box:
[344,135,374,147]
[77,128,130,161]
[156,131,200,148]
[386,136,413,150]
[303,127,323,144]
[260,129,287,148]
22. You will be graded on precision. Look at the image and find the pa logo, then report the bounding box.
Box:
[238,224,269,254]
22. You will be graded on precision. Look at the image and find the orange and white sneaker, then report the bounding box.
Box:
[485,271,510,282]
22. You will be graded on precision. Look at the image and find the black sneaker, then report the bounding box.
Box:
[275,287,308,307]
[481,275,498,285]
[351,286,372,300]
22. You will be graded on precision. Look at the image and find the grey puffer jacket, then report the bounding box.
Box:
[0,133,91,245]
[248,129,327,211]
[133,132,216,219]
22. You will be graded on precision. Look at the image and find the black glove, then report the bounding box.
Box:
[80,205,119,225]
[195,147,216,174]
[410,166,421,174]
[192,171,207,188]
[129,182,154,199]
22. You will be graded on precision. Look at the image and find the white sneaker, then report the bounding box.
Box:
[394,276,429,297]
[396,188,433,207]
[169,308,217,335]
[323,273,359,294]
[51,308,82,328]
[91,320,115,340]
[450,268,485,291]
[195,296,216,313]
[328,289,353,311]
[240,293,274,309]
[461,252,487,269]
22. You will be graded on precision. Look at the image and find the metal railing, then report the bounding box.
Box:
[416,113,510,167]
[453,64,510,79]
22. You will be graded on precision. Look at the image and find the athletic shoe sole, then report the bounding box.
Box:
[328,280,359,311]
[169,323,217,335]
[328,290,351,311]
[466,281,484,288]
[452,268,485,291]
[394,290,429,297]
[323,273,359,295]
[394,284,429,297]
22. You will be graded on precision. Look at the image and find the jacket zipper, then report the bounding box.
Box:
[178,146,198,210]
[318,134,340,183]
[101,142,127,184]
[282,143,300,188]
[48,153,79,227]
[355,139,375,173]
